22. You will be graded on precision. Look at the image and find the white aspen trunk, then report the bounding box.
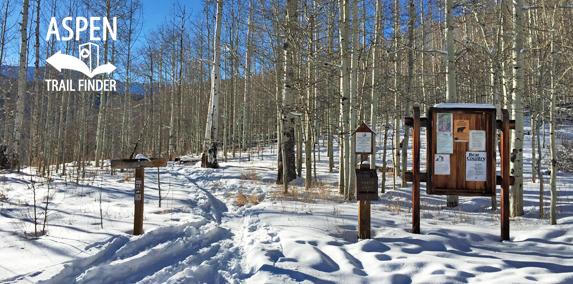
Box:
[369,0,381,168]
[445,0,455,102]
[232,28,239,158]
[121,0,136,160]
[30,0,40,167]
[243,0,253,153]
[537,109,544,219]
[491,61,498,210]
[275,17,283,174]
[0,1,11,146]
[528,9,536,184]
[296,119,302,177]
[223,72,227,162]
[11,0,29,170]
[203,0,223,168]
[169,52,176,161]
[419,0,427,113]
[510,0,524,217]
[177,8,186,158]
[445,0,458,207]
[400,0,414,187]
[95,4,112,168]
[338,0,350,195]
[305,7,314,190]
[56,85,69,173]
[347,0,358,200]
[549,28,557,225]
[281,0,298,192]
[326,4,334,173]
[393,0,401,179]
[382,116,388,193]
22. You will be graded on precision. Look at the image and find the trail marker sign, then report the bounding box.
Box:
[111,158,167,235]
[352,123,378,239]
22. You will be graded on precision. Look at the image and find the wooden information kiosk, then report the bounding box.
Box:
[405,104,514,241]
[353,123,378,239]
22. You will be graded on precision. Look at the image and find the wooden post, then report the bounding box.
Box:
[353,123,377,239]
[358,200,371,239]
[134,167,144,235]
[358,156,371,239]
[412,107,421,234]
[500,109,510,241]
[110,158,167,236]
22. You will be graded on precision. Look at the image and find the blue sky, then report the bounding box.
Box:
[140,0,203,36]
[1,0,204,66]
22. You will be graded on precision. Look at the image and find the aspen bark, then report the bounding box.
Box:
[11,0,30,170]
[203,0,223,168]
[0,0,11,146]
[549,28,557,225]
[400,0,414,187]
[280,0,298,192]
[510,0,524,217]
[347,0,358,200]
[369,0,381,168]
[30,0,40,167]
[393,0,401,179]
[445,0,458,207]
[243,0,253,154]
[305,6,314,190]
[338,0,350,195]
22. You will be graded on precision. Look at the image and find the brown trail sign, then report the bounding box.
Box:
[111,158,167,235]
[353,123,378,239]
[405,104,514,241]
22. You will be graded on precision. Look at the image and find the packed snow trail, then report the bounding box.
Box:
[12,164,246,284]
[38,221,238,283]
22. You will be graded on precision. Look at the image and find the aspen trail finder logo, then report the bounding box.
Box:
[44,17,118,92]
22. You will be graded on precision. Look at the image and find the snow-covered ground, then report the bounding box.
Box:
[1,122,573,283]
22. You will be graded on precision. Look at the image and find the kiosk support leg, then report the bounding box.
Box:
[412,107,421,234]
[501,110,510,241]
[358,200,371,239]
[358,156,372,239]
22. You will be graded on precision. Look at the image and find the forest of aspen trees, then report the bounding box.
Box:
[1,0,573,225]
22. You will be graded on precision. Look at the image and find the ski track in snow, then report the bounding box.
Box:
[5,165,246,284]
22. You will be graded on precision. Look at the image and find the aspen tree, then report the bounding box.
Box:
[243,0,253,154]
[11,0,29,170]
[338,0,350,196]
[203,0,223,168]
[30,0,40,167]
[549,15,557,225]
[347,0,358,199]
[305,3,314,190]
[400,0,414,187]
[281,0,298,193]
[326,0,335,173]
[445,0,458,207]
[393,0,401,179]
[510,0,524,217]
[369,0,381,168]
[0,0,12,146]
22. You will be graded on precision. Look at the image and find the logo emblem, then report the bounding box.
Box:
[46,42,116,78]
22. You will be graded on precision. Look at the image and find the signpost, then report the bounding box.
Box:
[111,158,167,235]
[353,123,378,239]
[405,104,514,240]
